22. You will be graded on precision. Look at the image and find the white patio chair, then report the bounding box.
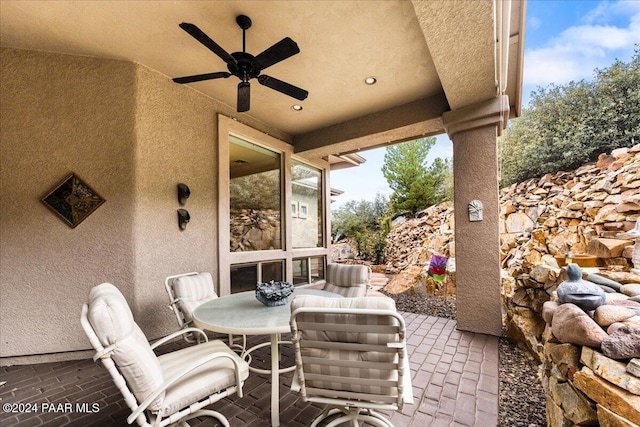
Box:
[322,263,371,298]
[165,272,244,349]
[81,282,249,427]
[290,295,413,427]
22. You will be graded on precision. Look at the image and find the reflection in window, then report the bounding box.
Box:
[229,136,281,252]
[292,161,323,248]
[293,256,325,285]
[230,261,284,293]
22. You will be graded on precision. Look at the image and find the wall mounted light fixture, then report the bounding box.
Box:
[177,209,190,230]
[177,183,190,205]
[468,200,483,222]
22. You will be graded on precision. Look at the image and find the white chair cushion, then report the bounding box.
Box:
[87,283,165,412]
[174,273,217,322]
[158,339,249,416]
[323,264,370,298]
[291,296,400,396]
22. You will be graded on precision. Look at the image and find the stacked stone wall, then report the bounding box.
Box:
[382,145,640,427]
[539,269,639,426]
[501,146,640,357]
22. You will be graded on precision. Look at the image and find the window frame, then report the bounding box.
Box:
[218,115,330,294]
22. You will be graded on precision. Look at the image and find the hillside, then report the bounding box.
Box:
[383,145,639,345]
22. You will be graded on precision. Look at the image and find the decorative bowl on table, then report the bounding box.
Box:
[255,281,295,307]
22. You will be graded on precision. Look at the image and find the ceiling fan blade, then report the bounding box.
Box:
[173,72,231,84]
[179,22,237,65]
[258,75,308,101]
[237,81,250,112]
[254,37,300,70]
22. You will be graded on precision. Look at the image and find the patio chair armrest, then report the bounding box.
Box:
[150,327,208,350]
[167,296,182,308]
[127,350,245,424]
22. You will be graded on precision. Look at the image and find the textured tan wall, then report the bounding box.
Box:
[0,49,292,361]
[131,66,221,338]
[0,48,137,357]
[451,125,503,336]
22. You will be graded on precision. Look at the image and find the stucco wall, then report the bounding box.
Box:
[132,65,221,338]
[0,48,293,361]
[0,48,137,358]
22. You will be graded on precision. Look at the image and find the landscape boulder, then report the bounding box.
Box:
[601,325,640,360]
[594,305,636,327]
[552,303,609,348]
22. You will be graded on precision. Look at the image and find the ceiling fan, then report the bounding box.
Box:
[173,15,308,113]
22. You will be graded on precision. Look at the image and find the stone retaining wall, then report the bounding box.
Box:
[502,145,640,358]
[539,267,640,426]
[542,342,640,426]
[382,146,640,425]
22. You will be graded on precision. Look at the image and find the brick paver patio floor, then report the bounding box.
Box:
[0,313,498,427]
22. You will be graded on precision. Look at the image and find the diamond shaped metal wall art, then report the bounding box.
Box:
[41,173,105,228]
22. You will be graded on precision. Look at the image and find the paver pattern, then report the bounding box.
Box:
[0,313,498,426]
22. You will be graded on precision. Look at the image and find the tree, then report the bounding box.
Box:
[331,194,390,263]
[332,194,389,239]
[500,48,640,186]
[382,137,451,216]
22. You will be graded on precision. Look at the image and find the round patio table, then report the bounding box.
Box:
[192,288,340,427]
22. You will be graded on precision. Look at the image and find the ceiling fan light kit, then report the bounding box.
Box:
[173,15,308,113]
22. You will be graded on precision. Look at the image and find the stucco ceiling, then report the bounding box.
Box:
[0,0,525,153]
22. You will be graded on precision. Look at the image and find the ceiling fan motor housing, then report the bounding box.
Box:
[228,52,261,81]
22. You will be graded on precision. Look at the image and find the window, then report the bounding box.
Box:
[293,256,325,285]
[298,202,308,218]
[292,161,323,248]
[231,261,284,293]
[218,115,329,295]
[229,136,282,252]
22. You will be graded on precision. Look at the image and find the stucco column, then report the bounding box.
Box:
[443,96,509,336]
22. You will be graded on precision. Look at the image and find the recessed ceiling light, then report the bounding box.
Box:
[364,76,377,85]
[292,104,303,111]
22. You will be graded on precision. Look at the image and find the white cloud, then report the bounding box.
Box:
[582,0,640,24]
[528,16,542,30]
[523,1,639,87]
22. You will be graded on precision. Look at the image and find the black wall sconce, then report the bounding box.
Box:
[177,183,190,205]
[177,209,190,230]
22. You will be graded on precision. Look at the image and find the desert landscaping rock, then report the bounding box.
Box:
[587,274,623,292]
[542,300,559,323]
[552,303,609,347]
[594,305,636,327]
[607,320,640,335]
[601,325,640,360]
[628,358,640,378]
[621,283,640,297]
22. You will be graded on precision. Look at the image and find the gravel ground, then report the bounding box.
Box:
[382,290,547,427]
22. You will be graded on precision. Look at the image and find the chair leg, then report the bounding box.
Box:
[317,407,394,427]
[310,406,344,427]
[228,333,247,354]
[178,409,230,427]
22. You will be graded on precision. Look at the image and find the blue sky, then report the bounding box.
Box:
[330,0,640,209]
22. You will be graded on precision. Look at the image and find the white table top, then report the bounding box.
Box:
[192,288,340,335]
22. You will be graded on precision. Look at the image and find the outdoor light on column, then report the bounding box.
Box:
[468,200,483,222]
